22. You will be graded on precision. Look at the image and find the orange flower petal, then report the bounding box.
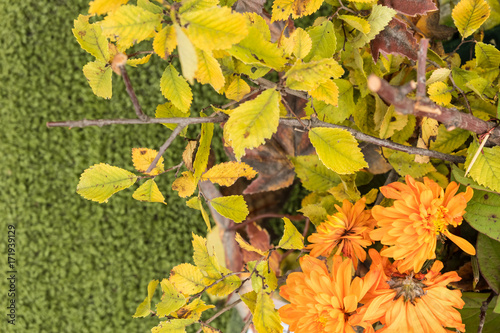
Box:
[443,230,476,255]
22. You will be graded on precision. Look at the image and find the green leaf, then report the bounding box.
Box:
[476,42,500,69]
[179,0,218,14]
[309,127,368,174]
[427,68,451,86]
[210,195,249,223]
[155,102,189,132]
[169,263,206,295]
[248,260,277,293]
[240,291,257,314]
[253,291,282,333]
[137,0,163,14]
[132,179,166,204]
[304,20,336,62]
[82,61,112,99]
[181,7,247,51]
[155,279,186,318]
[285,27,312,59]
[452,0,490,38]
[309,79,339,106]
[338,14,370,34]
[452,67,480,92]
[224,89,280,160]
[477,233,500,293]
[100,5,161,49]
[299,204,327,226]
[228,27,286,70]
[465,139,500,192]
[133,279,159,318]
[430,125,470,154]
[278,217,304,250]
[459,293,500,333]
[305,79,355,124]
[353,5,396,47]
[464,190,500,241]
[77,163,137,203]
[285,58,344,92]
[193,118,214,182]
[174,24,198,85]
[195,48,225,91]
[379,105,409,139]
[451,165,497,194]
[160,64,193,113]
[387,150,436,178]
[290,155,341,192]
[72,15,110,63]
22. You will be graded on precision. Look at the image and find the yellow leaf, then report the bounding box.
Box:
[155,102,189,132]
[185,197,212,231]
[299,203,327,226]
[271,0,294,22]
[133,279,159,318]
[202,326,222,333]
[379,105,409,139]
[132,148,164,175]
[169,263,206,295]
[309,79,339,106]
[151,319,195,333]
[244,12,271,41]
[352,4,396,47]
[195,49,225,91]
[175,298,215,320]
[452,0,490,38]
[175,24,198,85]
[309,127,368,174]
[248,260,277,293]
[193,119,214,182]
[201,161,257,186]
[172,171,197,198]
[82,61,112,99]
[304,20,336,61]
[428,81,452,106]
[72,15,110,63]
[127,53,152,67]
[235,233,267,256]
[386,149,437,178]
[100,5,161,49]
[278,217,304,250]
[285,27,312,59]
[160,64,193,113]
[210,195,249,223]
[475,42,500,69]
[240,291,257,314]
[253,291,282,333]
[179,0,218,15]
[181,7,248,51]
[338,14,371,34]
[77,163,137,203]
[153,25,177,59]
[89,0,128,15]
[156,279,186,318]
[285,58,344,91]
[132,179,166,204]
[225,76,251,101]
[137,0,163,14]
[224,89,280,160]
[427,68,451,86]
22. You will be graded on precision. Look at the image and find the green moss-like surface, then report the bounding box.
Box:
[0,1,226,332]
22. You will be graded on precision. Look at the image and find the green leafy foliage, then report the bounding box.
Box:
[477,233,500,293]
[465,190,500,241]
[465,140,500,193]
[459,293,500,333]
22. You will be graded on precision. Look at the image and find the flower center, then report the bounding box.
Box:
[387,274,426,305]
[316,314,328,329]
[429,206,449,234]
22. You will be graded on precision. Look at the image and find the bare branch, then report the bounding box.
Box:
[119,65,148,121]
[416,38,429,99]
[146,125,186,174]
[478,291,496,333]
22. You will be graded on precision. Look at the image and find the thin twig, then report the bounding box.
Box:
[195,299,243,333]
[478,291,496,333]
[119,65,148,121]
[146,125,186,174]
[189,271,246,302]
[281,97,307,128]
[449,73,472,114]
[416,38,429,99]
[240,314,253,333]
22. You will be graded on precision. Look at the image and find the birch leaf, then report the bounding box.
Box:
[155,279,186,318]
[160,64,193,113]
[278,217,304,250]
[132,148,164,176]
[172,171,197,198]
[133,279,159,318]
[169,263,206,295]
[83,61,112,99]
[254,291,282,333]
[428,81,452,106]
[175,24,198,84]
[132,179,166,204]
[89,0,128,15]
[210,195,249,223]
[201,162,257,186]
[153,25,177,59]
[72,14,110,63]
[235,233,267,256]
[193,119,214,182]
[195,49,225,91]
[225,76,251,101]
[452,0,490,38]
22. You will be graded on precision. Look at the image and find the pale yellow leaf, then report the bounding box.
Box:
[132,179,166,204]
[201,161,257,186]
[225,76,251,101]
[132,148,164,175]
[287,27,312,59]
[82,61,113,99]
[193,119,214,182]
[72,15,110,63]
[179,0,219,15]
[160,64,193,113]
[153,25,177,59]
[278,217,304,250]
[175,24,198,84]
[427,68,451,85]
[89,0,128,15]
[338,14,371,34]
[169,263,206,295]
[195,49,225,91]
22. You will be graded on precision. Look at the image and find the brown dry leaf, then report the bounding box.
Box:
[371,18,418,63]
[241,222,281,276]
[182,141,197,172]
[380,0,437,16]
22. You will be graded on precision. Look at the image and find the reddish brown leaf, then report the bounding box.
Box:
[241,222,281,275]
[370,18,418,63]
[380,0,437,17]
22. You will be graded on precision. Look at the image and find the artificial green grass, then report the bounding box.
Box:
[0,1,227,332]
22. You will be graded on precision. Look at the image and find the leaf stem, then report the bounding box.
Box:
[119,65,148,121]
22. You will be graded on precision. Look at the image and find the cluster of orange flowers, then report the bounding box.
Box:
[280,175,474,333]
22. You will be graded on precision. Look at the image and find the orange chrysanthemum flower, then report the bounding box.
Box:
[355,249,465,333]
[279,255,373,333]
[306,198,376,268]
[370,175,475,272]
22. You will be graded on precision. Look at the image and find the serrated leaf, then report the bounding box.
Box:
[224,89,280,160]
[430,124,470,154]
[192,233,222,275]
[83,61,112,99]
[240,291,257,313]
[176,298,214,320]
[290,155,341,192]
[427,68,451,85]
[156,279,186,318]
[278,217,304,250]
[172,171,197,198]
[174,24,198,84]
[225,76,251,101]
[338,15,370,34]
[179,0,219,15]
[305,79,355,124]
[476,42,500,69]
[452,164,498,194]
[151,319,195,333]
[304,20,336,62]
[428,81,452,106]
[155,102,189,131]
[387,149,436,178]
[201,161,257,186]
[195,49,225,91]
[73,15,110,63]
[160,64,193,113]
[271,0,294,22]
[379,105,409,139]
[309,127,368,174]
[248,260,277,293]
[169,263,206,295]
[466,77,490,100]
[459,293,500,333]
[465,190,500,241]
[77,163,137,203]
[285,58,344,91]
[133,279,159,318]
[309,79,339,106]
[210,195,249,223]
[254,291,282,333]
[127,54,152,67]
[228,27,286,70]
[235,233,267,256]
[286,27,312,59]
[153,25,177,59]
[193,119,214,183]
[477,233,500,293]
[181,7,247,51]
[452,67,480,92]
[132,179,166,203]
[137,0,163,14]
[299,204,327,226]
[353,4,396,47]
[465,139,500,193]
[100,5,161,49]
[89,0,129,15]
[132,148,164,175]
[370,17,418,63]
[452,0,490,38]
